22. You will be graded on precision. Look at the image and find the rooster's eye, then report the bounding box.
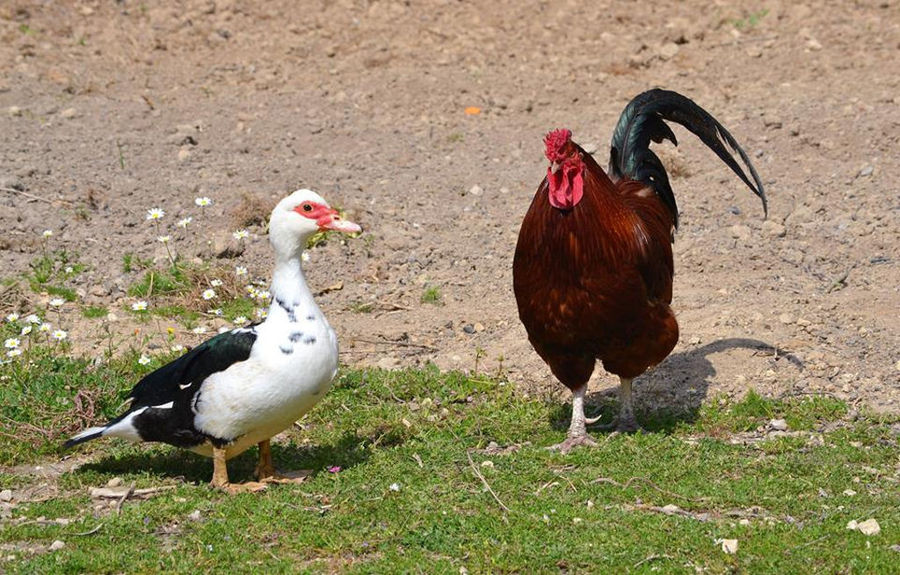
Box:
[302,204,312,212]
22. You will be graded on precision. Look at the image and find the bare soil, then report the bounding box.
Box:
[1,0,898,414]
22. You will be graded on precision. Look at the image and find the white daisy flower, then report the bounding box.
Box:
[192,326,207,335]
[194,197,212,207]
[48,298,66,307]
[51,330,67,341]
[131,301,148,311]
[235,266,248,276]
[64,266,73,274]
[255,308,268,319]
[244,285,257,296]
[138,354,151,365]
[38,323,52,332]
[4,338,20,349]
[170,344,185,352]
[157,235,171,243]
[6,313,19,322]
[389,483,401,492]
[20,325,32,336]
[177,217,193,228]
[201,289,216,300]
[255,290,271,302]
[301,251,310,262]
[26,314,41,324]
[7,348,22,358]
[210,279,223,287]
[232,316,248,325]
[232,229,249,240]
[42,230,53,238]
[146,208,165,220]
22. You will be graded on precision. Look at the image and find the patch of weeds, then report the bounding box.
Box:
[731,8,769,30]
[231,191,276,229]
[122,252,135,273]
[447,132,464,143]
[147,305,201,327]
[421,285,441,304]
[81,305,108,319]
[348,301,374,313]
[219,297,256,323]
[128,266,190,298]
[28,250,84,293]
[45,285,78,302]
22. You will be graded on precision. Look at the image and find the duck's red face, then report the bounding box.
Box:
[293,201,361,233]
[543,128,585,210]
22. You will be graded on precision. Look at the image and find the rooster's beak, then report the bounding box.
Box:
[549,162,560,175]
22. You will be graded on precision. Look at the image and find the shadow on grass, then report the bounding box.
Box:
[549,338,804,434]
[74,431,380,484]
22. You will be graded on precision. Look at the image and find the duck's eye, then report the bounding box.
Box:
[302,204,312,212]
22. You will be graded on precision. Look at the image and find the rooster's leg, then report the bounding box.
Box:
[592,377,643,433]
[617,377,640,432]
[548,384,598,453]
[255,440,312,484]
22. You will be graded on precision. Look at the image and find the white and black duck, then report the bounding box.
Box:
[65,189,361,492]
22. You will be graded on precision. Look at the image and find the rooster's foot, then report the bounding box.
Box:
[547,433,598,454]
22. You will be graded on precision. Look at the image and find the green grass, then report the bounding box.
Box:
[0,356,897,573]
[421,285,441,304]
[80,305,109,319]
[128,267,191,298]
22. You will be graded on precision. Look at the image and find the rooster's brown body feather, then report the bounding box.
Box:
[513,90,766,443]
[514,144,678,386]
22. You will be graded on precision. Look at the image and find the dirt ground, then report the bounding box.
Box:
[1,0,898,415]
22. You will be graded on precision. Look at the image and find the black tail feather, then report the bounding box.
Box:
[63,426,106,449]
[609,88,767,228]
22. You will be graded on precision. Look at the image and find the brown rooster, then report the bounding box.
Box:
[513,89,766,452]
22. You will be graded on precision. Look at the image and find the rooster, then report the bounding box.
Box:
[513,89,766,452]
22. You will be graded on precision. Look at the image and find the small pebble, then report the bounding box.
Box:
[769,419,788,431]
[720,539,739,554]
[188,510,202,521]
[0,489,12,502]
[59,108,78,119]
[7,106,23,116]
[857,165,874,178]
[857,518,881,536]
[462,324,475,334]
[106,477,123,488]
[49,540,65,551]
[468,185,483,196]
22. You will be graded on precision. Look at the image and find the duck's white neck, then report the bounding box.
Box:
[269,254,316,317]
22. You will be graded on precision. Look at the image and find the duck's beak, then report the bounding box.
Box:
[318,210,362,234]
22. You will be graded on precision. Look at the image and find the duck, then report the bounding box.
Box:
[64,189,361,492]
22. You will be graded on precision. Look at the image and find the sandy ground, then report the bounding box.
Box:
[1,0,898,415]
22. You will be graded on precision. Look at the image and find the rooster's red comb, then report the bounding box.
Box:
[543,129,573,162]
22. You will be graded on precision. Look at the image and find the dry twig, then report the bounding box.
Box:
[466,450,509,513]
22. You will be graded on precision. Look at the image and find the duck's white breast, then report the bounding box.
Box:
[191,310,338,458]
